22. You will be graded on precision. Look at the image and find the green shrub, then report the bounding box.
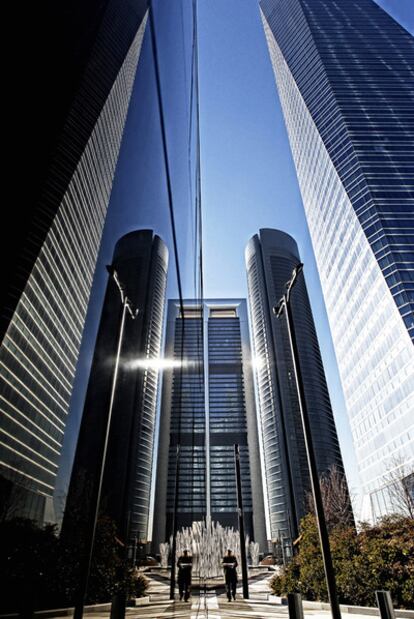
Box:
[0,519,60,613]
[269,514,414,609]
[269,559,301,596]
[0,513,146,612]
[129,571,149,598]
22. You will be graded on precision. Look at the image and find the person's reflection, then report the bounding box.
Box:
[177,549,192,601]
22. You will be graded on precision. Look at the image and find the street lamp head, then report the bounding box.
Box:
[274,263,303,315]
[285,262,304,303]
[293,262,304,279]
[273,297,285,317]
[286,262,303,291]
[106,265,124,294]
[106,265,135,313]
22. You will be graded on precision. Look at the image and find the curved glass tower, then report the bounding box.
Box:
[260,0,414,520]
[246,229,347,549]
[63,230,168,545]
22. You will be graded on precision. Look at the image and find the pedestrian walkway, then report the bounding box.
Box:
[57,594,386,619]
[46,574,393,619]
[125,593,289,618]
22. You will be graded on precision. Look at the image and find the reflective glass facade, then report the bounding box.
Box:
[0,20,148,522]
[63,231,168,545]
[2,0,149,339]
[1,1,206,534]
[246,229,348,545]
[55,1,207,543]
[261,0,414,519]
[1,0,214,607]
[153,300,266,551]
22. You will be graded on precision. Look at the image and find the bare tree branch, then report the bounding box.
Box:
[308,464,354,529]
[383,457,414,519]
[0,464,36,523]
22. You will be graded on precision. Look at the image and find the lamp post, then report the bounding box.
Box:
[73,266,138,619]
[234,444,249,599]
[169,444,180,600]
[273,263,341,619]
[132,536,138,567]
[277,531,286,568]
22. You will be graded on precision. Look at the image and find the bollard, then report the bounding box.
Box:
[288,593,304,619]
[376,591,395,619]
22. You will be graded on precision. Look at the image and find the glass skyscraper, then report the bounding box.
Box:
[260,0,414,519]
[0,13,148,522]
[63,230,168,547]
[152,299,267,552]
[2,0,149,340]
[246,229,347,550]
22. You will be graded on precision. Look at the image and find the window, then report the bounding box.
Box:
[209,308,237,318]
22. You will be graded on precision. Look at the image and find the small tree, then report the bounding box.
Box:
[307,465,354,530]
[0,502,140,612]
[0,470,37,523]
[57,513,134,605]
[383,458,414,519]
[129,569,149,599]
[269,513,414,609]
[0,518,60,614]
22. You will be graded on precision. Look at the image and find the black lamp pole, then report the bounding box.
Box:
[73,266,138,619]
[273,263,341,619]
[169,444,181,600]
[234,444,249,599]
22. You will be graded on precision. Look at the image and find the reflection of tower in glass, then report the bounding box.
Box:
[260,0,414,520]
[0,3,149,523]
[63,230,168,545]
[152,300,267,552]
[246,229,348,548]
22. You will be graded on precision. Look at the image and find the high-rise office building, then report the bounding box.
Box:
[0,3,149,522]
[246,229,347,549]
[63,230,168,545]
[260,0,414,520]
[152,299,267,552]
[3,0,149,339]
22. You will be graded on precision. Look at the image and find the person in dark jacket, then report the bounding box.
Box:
[177,549,192,601]
[222,549,238,601]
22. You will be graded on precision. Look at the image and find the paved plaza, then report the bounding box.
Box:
[46,574,406,619]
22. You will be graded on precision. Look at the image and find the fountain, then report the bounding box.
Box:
[249,541,260,567]
[159,519,263,584]
[159,542,169,568]
[166,519,242,580]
